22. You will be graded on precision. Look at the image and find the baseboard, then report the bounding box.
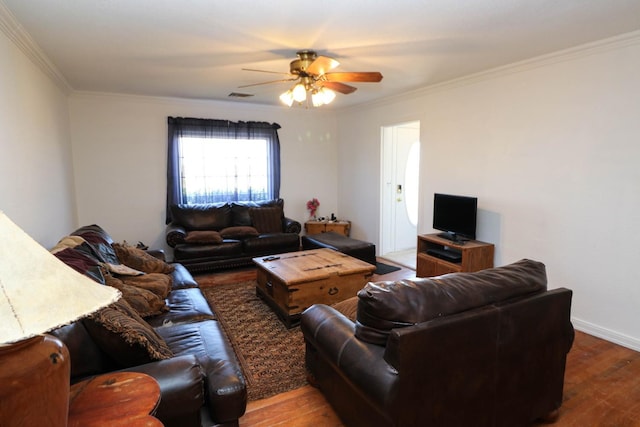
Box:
[572,317,640,352]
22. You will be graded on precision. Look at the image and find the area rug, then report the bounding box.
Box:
[200,280,307,401]
[375,261,401,275]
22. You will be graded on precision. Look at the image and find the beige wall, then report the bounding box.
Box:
[0,24,75,247]
[336,33,640,350]
[68,93,338,251]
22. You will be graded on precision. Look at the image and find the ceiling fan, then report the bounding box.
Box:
[240,50,383,106]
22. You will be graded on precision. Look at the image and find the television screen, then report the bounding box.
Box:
[433,193,477,241]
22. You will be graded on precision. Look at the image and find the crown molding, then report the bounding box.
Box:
[342,29,640,112]
[0,1,71,94]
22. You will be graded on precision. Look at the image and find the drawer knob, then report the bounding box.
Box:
[328,287,339,296]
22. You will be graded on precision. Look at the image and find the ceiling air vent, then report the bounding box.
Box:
[228,92,254,98]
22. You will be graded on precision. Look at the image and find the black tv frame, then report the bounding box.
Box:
[432,193,478,243]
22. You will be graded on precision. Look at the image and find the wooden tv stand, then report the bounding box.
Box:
[416,233,494,277]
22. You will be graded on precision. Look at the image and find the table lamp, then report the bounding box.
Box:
[0,211,120,426]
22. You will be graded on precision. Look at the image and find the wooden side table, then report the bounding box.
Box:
[305,220,351,236]
[69,372,162,427]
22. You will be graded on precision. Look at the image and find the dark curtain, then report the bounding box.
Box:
[166,117,281,223]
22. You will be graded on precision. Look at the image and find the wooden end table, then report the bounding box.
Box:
[68,372,162,427]
[305,220,351,236]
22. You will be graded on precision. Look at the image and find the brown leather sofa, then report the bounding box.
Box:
[166,199,301,273]
[301,259,574,427]
[50,225,246,427]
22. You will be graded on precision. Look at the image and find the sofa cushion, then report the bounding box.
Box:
[113,243,175,274]
[169,263,199,290]
[170,203,232,231]
[243,233,300,255]
[174,241,244,261]
[249,206,283,233]
[84,299,174,367]
[103,273,168,318]
[220,226,259,239]
[231,199,284,226]
[146,288,216,328]
[185,230,223,244]
[356,259,548,345]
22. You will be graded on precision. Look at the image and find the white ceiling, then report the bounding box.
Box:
[3,0,640,109]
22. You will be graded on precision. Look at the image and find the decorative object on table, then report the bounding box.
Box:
[0,211,120,426]
[306,197,320,219]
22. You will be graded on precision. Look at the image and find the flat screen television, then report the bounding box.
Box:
[433,193,477,242]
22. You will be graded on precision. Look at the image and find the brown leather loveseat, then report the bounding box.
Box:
[301,259,574,427]
[50,225,246,427]
[166,199,301,273]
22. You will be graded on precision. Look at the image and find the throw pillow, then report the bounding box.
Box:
[104,263,144,276]
[219,226,260,239]
[121,273,172,299]
[84,299,173,367]
[184,230,223,244]
[104,273,168,318]
[112,242,175,274]
[249,206,283,233]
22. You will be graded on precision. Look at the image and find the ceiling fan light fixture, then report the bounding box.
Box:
[311,90,324,107]
[279,89,294,107]
[292,83,307,102]
[320,87,336,105]
[311,87,336,107]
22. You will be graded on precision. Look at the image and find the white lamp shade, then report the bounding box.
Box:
[0,212,120,344]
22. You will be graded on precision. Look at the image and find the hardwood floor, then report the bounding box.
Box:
[204,261,640,427]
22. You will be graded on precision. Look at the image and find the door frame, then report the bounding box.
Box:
[380,120,420,256]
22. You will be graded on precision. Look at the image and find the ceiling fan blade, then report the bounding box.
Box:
[306,55,340,76]
[321,81,358,94]
[324,72,383,83]
[238,78,298,88]
[242,68,292,76]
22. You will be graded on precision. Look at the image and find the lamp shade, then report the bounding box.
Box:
[0,211,120,344]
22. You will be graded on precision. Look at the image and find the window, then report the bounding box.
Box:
[166,118,281,222]
[179,137,269,203]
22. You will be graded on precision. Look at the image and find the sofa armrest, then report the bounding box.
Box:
[202,358,247,424]
[119,355,205,426]
[300,304,396,408]
[284,216,301,234]
[166,223,187,247]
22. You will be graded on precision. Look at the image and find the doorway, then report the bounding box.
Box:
[380,121,420,269]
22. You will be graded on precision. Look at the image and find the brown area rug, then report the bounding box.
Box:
[200,280,307,401]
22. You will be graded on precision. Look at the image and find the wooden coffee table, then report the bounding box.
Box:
[253,248,376,327]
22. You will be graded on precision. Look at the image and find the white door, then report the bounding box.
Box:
[381,122,420,256]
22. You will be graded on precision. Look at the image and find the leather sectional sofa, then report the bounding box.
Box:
[301,259,575,427]
[166,199,301,273]
[50,225,246,427]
